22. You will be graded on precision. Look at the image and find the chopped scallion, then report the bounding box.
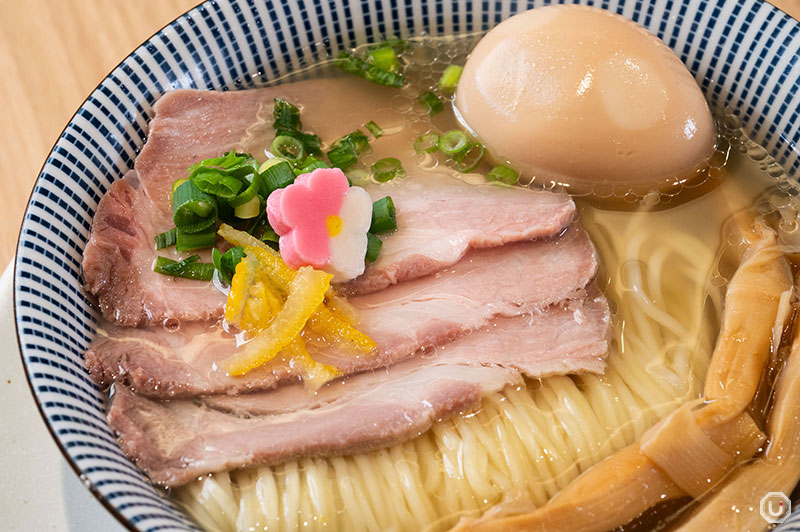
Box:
[370,196,397,234]
[275,128,322,157]
[438,65,463,92]
[487,165,519,185]
[191,168,243,199]
[327,131,371,170]
[454,142,485,173]
[273,98,301,131]
[414,132,440,153]
[154,228,177,250]
[271,98,322,156]
[272,135,305,162]
[258,158,289,173]
[261,228,280,250]
[337,131,370,155]
[367,38,409,52]
[176,226,217,251]
[227,172,260,207]
[335,51,405,87]
[171,178,187,196]
[187,151,256,174]
[327,144,357,170]
[367,46,399,72]
[365,120,383,138]
[438,130,468,155]
[212,246,247,284]
[295,156,330,176]
[234,195,261,219]
[261,160,296,195]
[365,232,382,262]
[371,158,405,182]
[173,180,219,234]
[154,255,215,281]
[419,91,443,115]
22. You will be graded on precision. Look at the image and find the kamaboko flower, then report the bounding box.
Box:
[267,167,373,282]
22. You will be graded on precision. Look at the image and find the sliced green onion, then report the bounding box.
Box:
[227,172,260,208]
[367,46,399,72]
[370,196,397,234]
[367,38,409,52]
[272,135,305,162]
[273,98,301,131]
[261,160,296,195]
[327,142,358,170]
[414,132,440,153]
[191,168,243,199]
[454,142,485,173]
[154,255,215,281]
[171,178,188,197]
[234,195,261,219]
[336,131,370,155]
[187,151,256,174]
[438,130,468,155]
[176,226,217,251]
[212,247,246,284]
[365,121,383,138]
[487,165,519,185]
[335,51,405,87]
[371,158,405,183]
[261,228,280,250]
[295,156,330,176]
[327,130,371,171]
[258,158,289,173]
[419,91,443,115]
[173,180,218,233]
[271,97,322,157]
[365,232,382,263]
[438,65,463,92]
[275,128,322,157]
[155,227,177,250]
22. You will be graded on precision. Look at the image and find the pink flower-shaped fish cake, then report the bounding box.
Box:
[267,167,372,282]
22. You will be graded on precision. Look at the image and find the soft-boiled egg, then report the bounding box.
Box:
[455,5,716,194]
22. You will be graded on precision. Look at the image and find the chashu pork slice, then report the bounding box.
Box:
[86,226,598,398]
[82,79,575,327]
[108,291,611,487]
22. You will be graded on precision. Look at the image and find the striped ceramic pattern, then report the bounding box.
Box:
[13,0,800,531]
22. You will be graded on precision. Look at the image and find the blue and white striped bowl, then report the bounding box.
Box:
[13,1,800,530]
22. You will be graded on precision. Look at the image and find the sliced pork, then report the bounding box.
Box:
[108,291,610,487]
[82,172,227,326]
[86,226,598,397]
[82,79,574,326]
[347,174,574,295]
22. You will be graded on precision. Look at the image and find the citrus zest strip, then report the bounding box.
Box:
[219,224,377,357]
[222,266,331,376]
[285,336,342,391]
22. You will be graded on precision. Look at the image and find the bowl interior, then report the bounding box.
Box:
[13,0,800,531]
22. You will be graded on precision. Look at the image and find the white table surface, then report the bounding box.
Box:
[0,262,126,531]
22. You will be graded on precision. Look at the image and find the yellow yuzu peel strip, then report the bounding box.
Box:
[219,224,377,360]
[222,266,331,376]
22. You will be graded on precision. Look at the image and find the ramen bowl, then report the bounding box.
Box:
[13,0,800,530]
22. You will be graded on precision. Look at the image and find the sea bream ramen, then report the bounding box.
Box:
[80,5,800,531]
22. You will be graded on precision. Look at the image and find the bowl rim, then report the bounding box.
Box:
[12,1,800,531]
[11,3,211,530]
